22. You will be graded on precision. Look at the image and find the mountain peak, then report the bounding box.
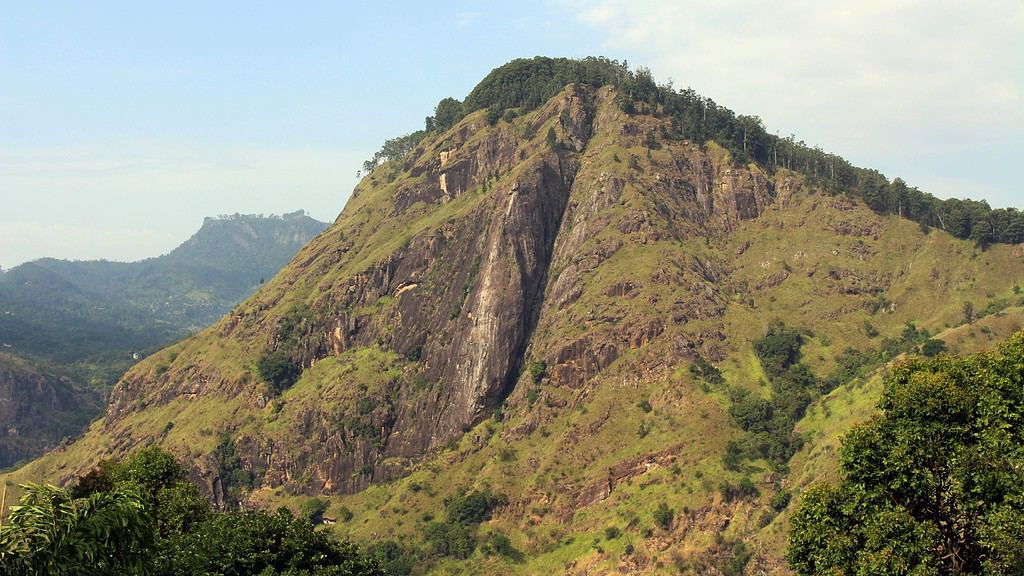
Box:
[8,60,1024,572]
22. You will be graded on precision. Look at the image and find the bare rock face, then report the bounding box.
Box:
[97,84,787,496]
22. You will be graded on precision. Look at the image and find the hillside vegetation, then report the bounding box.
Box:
[6,59,1024,574]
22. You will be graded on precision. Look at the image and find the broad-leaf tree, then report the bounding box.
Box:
[788,331,1024,575]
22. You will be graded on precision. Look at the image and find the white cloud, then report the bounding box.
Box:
[0,141,363,268]
[559,0,1023,203]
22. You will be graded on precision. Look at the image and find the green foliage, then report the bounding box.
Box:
[485,105,502,126]
[771,489,792,512]
[361,131,425,174]
[4,447,380,575]
[338,506,354,522]
[110,445,185,497]
[417,487,507,561]
[462,56,628,117]
[546,126,557,150]
[726,323,819,468]
[215,433,255,505]
[753,322,804,379]
[525,385,540,408]
[645,128,659,150]
[444,488,504,526]
[920,338,946,357]
[367,540,417,575]
[653,502,674,530]
[0,483,151,575]
[823,347,873,390]
[689,355,725,387]
[527,360,547,384]
[257,350,301,395]
[427,97,464,132]
[787,331,1024,575]
[963,301,975,324]
[70,447,209,548]
[482,530,523,562]
[152,481,209,540]
[603,526,621,539]
[824,324,934,390]
[863,320,880,338]
[719,478,759,502]
[637,420,651,438]
[165,507,383,576]
[424,520,473,559]
[299,497,328,524]
[716,539,753,576]
[68,463,116,499]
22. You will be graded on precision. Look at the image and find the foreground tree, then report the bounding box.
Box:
[788,331,1024,575]
[0,483,151,575]
[164,507,384,576]
[2,447,382,576]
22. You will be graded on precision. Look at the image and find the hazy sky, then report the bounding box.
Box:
[2,1,1021,269]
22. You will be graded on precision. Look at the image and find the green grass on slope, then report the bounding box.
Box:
[755,306,1024,554]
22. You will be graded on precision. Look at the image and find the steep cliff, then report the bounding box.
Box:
[10,70,1024,574]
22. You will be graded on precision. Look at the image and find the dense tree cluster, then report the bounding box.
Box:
[461,56,627,115]
[0,447,382,576]
[725,323,820,469]
[788,331,1024,575]
[422,487,507,559]
[256,349,301,394]
[357,486,515,573]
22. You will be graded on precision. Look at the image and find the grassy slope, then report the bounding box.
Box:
[259,186,1021,573]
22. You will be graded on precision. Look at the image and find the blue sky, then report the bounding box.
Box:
[1,1,1021,267]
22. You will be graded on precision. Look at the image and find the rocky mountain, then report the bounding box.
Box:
[9,59,1024,573]
[0,211,326,470]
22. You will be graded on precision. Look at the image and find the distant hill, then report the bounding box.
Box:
[0,210,327,387]
[0,210,326,469]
